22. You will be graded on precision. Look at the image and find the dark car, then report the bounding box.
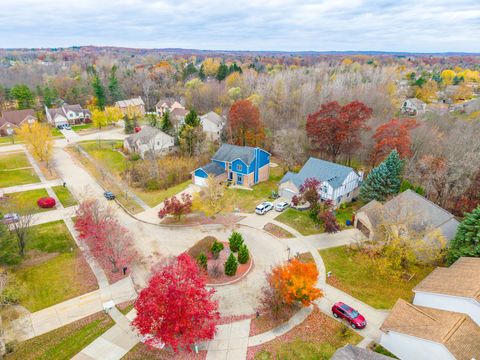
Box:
[104,191,115,200]
[332,302,367,329]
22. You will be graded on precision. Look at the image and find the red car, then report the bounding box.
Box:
[332,302,366,329]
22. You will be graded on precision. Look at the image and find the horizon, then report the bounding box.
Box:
[1,0,479,52]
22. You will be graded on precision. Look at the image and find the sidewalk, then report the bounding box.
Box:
[1,179,63,194]
[4,277,137,343]
[204,319,252,360]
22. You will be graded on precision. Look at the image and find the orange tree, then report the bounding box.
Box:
[270,258,322,306]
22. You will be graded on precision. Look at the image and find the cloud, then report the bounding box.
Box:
[0,0,479,52]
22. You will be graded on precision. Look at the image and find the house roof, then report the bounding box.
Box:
[201,111,224,126]
[170,107,188,117]
[331,345,391,360]
[381,299,480,360]
[212,143,260,165]
[357,190,459,236]
[279,157,356,190]
[125,126,172,146]
[155,98,175,108]
[0,109,36,127]
[414,257,480,301]
[115,97,144,108]
[46,104,88,120]
[201,162,225,177]
[404,98,426,109]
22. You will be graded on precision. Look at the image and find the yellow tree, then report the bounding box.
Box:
[440,69,456,86]
[202,58,220,77]
[91,108,108,129]
[17,122,53,167]
[104,106,123,124]
[453,83,473,102]
[414,80,438,103]
[192,175,225,217]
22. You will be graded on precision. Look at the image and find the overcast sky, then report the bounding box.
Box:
[1,0,479,52]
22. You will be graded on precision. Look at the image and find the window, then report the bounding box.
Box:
[236,164,242,171]
[322,186,327,194]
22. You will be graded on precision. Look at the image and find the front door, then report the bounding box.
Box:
[237,174,243,185]
[228,172,233,181]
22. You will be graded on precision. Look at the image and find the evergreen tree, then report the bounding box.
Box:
[447,206,480,264]
[383,150,403,195]
[160,110,173,133]
[216,63,229,81]
[183,109,200,128]
[238,244,249,264]
[182,63,197,80]
[199,64,206,80]
[43,86,57,108]
[10,84,35,109]
[88,66,106,110]
[360,162,392,202]
[124,115,134,134]
[224,253,238,276]
[108,65,123,103]
[228,231,244,252]
[196,252,208,270]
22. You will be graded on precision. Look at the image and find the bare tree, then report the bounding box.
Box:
[9,212,35,257]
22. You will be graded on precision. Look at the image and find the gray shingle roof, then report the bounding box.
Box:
[279,157,356,189]
[125,126,172,146]
[212,144,257,165]
[331,345,392,360]
[201,111,224,126]
[202,162,225,176]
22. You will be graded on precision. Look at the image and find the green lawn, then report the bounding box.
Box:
[320,246,435,309]
[9,221,98,312]
[50,128,65,138]
[72,123,93,132]
[222,166,285,213]
[275,208,322,235]
[0,189,54,215]
[0,152,31,170]
[135,180,191,207]
[5,312,113,360]
[52,185,77,207]
[0,169,39,188]
[79,140,127,174]
[0,136,19,145]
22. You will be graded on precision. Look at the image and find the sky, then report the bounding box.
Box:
[0,0,479,52]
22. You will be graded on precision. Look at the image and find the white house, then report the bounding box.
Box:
[380,299,480,360]
[155,99,185,116]
[413,257,480,326]
[45,104,91,127]
[401,98,426,116]
[354,190,459,240]
[123,126,174,159]
[200,111,225,141]
[278,157,363,205]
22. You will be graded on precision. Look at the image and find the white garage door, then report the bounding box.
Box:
[279,188,297,201]
[194,176,207,187]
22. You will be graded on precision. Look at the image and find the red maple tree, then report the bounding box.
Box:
[75,199,137,273]
[298,177,321,206]
[227,99,265,146]
[371,118,419,164]
[158,193,192,221]
[306,101,372,161]
[132,253,219,351]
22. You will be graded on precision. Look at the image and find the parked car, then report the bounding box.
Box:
[255,202,273,215]
[2,213,19,225]
[104,191,116,200]
[63,124,72,130]
[275,201,289,212]
[332,302,367,329]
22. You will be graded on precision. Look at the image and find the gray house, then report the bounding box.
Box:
[278,157,363,205]
[354,189,459,240]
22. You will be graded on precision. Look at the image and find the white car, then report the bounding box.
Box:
[255,202,273,215]
[275,201,290,212]
[2,213,19,225]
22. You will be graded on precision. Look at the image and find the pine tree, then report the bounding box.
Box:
[199,64,206,80]
[108,65,123,103]
[124,115,134,134]
[238,244,250,264]
[160,110,173,133]
[360,162,392,202]
[224,253,238,276]
[228,231,244,252]
[216,63,229,81]
[197,252,208,270]
[447,206,480,264]
[184,110,200,128]
[383,150,403,195]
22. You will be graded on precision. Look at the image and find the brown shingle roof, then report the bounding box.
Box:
[0,109,36,127]
[381,299,480,360]
[414,257,480,301]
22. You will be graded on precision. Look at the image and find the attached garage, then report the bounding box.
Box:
[356,220,371,238]
[194,175,207,187]
[279,187,297,202]
[193,162,226,187]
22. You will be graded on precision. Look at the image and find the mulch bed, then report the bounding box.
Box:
[246,306,362,359]
[161,214,245,226]
[263,223,294,238]
[204,242,253,286]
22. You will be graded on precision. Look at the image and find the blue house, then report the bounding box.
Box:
[193,144,270,187]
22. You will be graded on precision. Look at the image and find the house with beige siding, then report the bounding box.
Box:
[0,109,37,136]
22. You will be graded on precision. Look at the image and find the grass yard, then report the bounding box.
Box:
[0,152,31,170]
[0,169,39,188]
[320,246,435,309]
[0,136,20,145]
[79,140,127,174]
[72,123,93,132]
[10,221,98,312]
[5,311,113,360]
[0,188,53,215]
[250,307,362,360]
[222,166,285,213]
[52,185,77,207]
[135,180,191,207]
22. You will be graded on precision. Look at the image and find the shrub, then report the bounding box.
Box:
[37,196,56,208]
[146,179,161,191]
[228,231,244,252]
[197,252,208,270]
[211,240,224,259]
[130,153,141,161]
[224,253,238,276]
[238,244,250,264]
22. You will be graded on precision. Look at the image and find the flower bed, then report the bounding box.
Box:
[205,242,253,286]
